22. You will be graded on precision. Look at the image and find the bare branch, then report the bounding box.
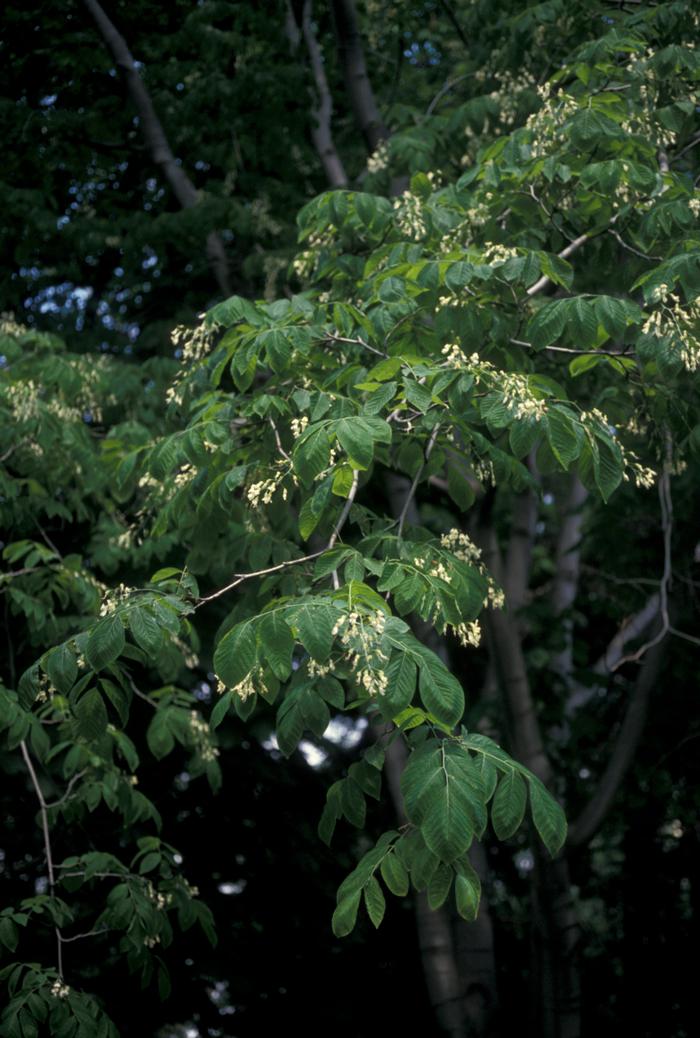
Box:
[198,551,327,606]
[397,424,441,538]
[20,741,63,977]
[328,468,360,589]
[82,0,231,296]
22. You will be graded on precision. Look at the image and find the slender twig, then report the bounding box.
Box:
[20,741,63,977]
[670,132,700,164]
[328,469,360,589]
[397,424,441,538]
[608,228,662,261]
[197,551,327,606]
[60,927,111,944]
[326,334,388,358]
[510,337,632,358]
[268,418,292,462]
[45,771,87,810]
[425,72,472,116]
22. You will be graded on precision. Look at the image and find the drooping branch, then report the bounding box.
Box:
[331,0,389,153]
[82,0,231,296]
[568,631,666,847]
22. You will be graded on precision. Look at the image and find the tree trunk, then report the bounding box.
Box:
[83,0,231,296]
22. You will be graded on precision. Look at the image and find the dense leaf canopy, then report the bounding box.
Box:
[1,2,699,1036]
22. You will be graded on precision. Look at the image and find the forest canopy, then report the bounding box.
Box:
[1,2,699,1037]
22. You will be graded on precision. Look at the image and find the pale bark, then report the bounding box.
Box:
[83,0,231,296]
[331,0,389,153]
[286,1,349,189]
[550,476,588,679]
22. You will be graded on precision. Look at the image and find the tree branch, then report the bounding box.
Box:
[331,0,389,153]
[20,741,63,977]
[568,631,666,847]
[526,233,589,297]
[82,0,231,296]
[299,1,349,188]
[397,424,441,538]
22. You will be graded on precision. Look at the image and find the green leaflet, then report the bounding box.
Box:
[86,615,125,673]
[491,769,527,841]
[213,623,257,688]
[417,656,465,728]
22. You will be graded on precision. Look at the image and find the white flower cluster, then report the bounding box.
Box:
[4,380,41,422]
[500,372,548,421]
[331,609,389,697]
[440,528,505,611]
[486,68,537,130]
[482,241,519,266]
[525,89,578,159]
[246,465,289,507]
[188,710,220,763]
[450,620,482,648]
[689,197,700,217]
[367,141,390,174]
[641,289,700,372]
[292,250,316,279]
[308,658,335,678]
[229,666,269,703]
[392,191,427,240]
[290,415,309,438]
[35,671,57,704]
[172,322,214,364]
[146,880,174,911]
[174,463,197,488]
[441,528,482,564]
[441,342,477,369]
[99,583,134,617]
[50,978,70,1000]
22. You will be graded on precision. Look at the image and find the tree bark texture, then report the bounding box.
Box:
[83,0,231,296]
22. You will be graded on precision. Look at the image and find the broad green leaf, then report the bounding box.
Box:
[258,611,294,681]
[380,852,409,896]
[418,657,464,728]
[454,860,481,921]
[332,891,362,938]
[529,777,567,856]
[128,607,162,655]
[363,875,386,928]
[293,602,336,660]
[75,689,108,741]
[86,614,125,673]
[491,769,527,840]
[427,862,453,909]
[44,642,77,696]
[336,417,374,469]
[214,623,257,688]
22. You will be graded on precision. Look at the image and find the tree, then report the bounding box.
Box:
[2,2,699,1036]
